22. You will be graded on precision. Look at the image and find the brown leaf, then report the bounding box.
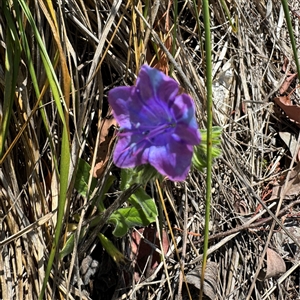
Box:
[274,95,300,124]
[93,109,117,178]
[258,248,286,280]
[150,2,173,74]
[184,261,218,300]
[130,227,169,282]
[282,57,289,72]
[279,73,298,94]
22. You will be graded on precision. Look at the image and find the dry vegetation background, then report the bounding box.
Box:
[1,0,300,299]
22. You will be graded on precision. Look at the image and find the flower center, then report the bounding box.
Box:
[117,122,177,153]
[141,122,176,143]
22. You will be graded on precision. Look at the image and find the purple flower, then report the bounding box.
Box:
[108,65,201,181]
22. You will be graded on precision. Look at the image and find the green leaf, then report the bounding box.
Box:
[120,164,159,190]
[98,233,126,265]
[59,227,87,259]
[192,126,222,172]
[200,126,222,144]
[108,188,158,237]
[74,158,116,212]
[74,158,97,197]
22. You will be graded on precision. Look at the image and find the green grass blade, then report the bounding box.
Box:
[14,0,59,173]
[13,0,59,174]
[11,1,71,298]
[281,0,300,79]
[40,129,70,300]
[0,1,21,158]
[0,0,59,174]
[219,0,238,33]
[17,0,67,127]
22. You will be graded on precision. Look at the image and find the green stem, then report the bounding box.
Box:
[281,0,300,80]
[199,0,213,299]
[0,1,21,158]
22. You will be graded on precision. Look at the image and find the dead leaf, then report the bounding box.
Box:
[279,131,300,161]
[258,248,286,280]
[269,162,300,201]
[279,73,298,94]
[93,108,117,178]
[130,227,169,282]
[292,9,300,20]
[282,57,289,73]
[150,2,173,74]
[274,95,300,124]
[183,261,218,300]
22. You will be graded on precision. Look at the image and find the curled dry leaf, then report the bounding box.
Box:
[93,108,117,178]
[292,9,300,20]
[274,95,300,125]
[232,187,250,215]
[183,261,218,300]
[282,57,289,73]
[258,248,286,281]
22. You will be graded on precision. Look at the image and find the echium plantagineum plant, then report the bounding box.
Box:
[108,64,201,181]
[99,64,221,238]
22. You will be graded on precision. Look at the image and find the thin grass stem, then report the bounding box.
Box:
[281,0,300,79]
[199,0,213,299]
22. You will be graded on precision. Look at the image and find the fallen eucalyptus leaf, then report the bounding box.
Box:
[183,261,218,300]
[258,248,286,280]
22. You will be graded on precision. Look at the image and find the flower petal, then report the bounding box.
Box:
[172,124,200,146]
[148,137,193,181]
[171,93,201,144]
[136,65,179,118]
[172,94,196,124]
[108,86,134,129]
[109,82,164,129]
[113,131,150,168]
